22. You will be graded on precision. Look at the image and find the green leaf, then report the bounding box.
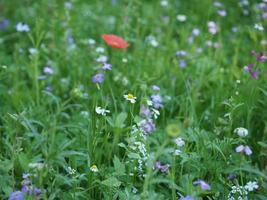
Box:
[113,156,125,175]
[114,112,127,128]
[101,177,121,188]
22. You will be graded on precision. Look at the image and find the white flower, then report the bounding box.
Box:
[96,47,105,53]
[96,55,108,63]
[95,107,110,116]
[245,181,259,192]
[176,15,187,22]
[67,166,76,175]
[88,38,96,45]
[124,93,137,103]
[122,58,128,63]
[145,35,159,47]
[16,22,30,32]
[29,48,38,55]
[254,24,264,31]
[234,127,248,137]
[160,0,168,7]
[28,162,45,170]
[90,164,99,172]
[174,149,182,156]
[151,108,160,119]
[174,137,185,147]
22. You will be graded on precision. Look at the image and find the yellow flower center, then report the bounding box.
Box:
[127,94,134,99]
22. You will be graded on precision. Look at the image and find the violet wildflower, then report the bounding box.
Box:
[0,18,10,30]
[176,50,187,56]
[179,59,187,68]
[217,10,227,17]
[151,85,160,91]
[92,73,105,84]
[155,161,170,173]
[43,66,54,75]
[102,63,112,70]
[140,105,151,118]
[227,173,237,181]
[235,145,252,155]
[8,191,24,200]
[251,51,267,62]
[151,94,163,108]
[244,64,259,79]
[139,119,156,134]
[193,179,211,190]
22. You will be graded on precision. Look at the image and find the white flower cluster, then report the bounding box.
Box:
[145,35,159,47]
[228,181,259,200]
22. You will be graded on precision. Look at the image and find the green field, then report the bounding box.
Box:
[1,0,267,199]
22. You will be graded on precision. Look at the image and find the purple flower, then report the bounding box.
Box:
[102,63,112,70]
[0,18,10,30]
[180,196,194,200]
[251,51,267,62]
[151,85,160,91]
[193,179,211,190]
[244,64,259,79]
[227,173,237,181]
[176,50,187,56]
[179,59,187,68]
[235,145,252,155]
[140,119,155,134]
[217,10,227,17]
[8,191,24,200]
[155,161,170,173]
[92,73,104,84]
[151,94,163,109]
[140,105,151,118]
[43,66,54,75]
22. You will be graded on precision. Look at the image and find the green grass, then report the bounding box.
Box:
[0,0,267,199]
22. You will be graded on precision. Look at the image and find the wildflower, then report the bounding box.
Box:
[174,149,182,156]
[179,59,187,68]
[96,47,105,53]
[16,22,30,32]
[140,105,151,118]
[28,48,38,55]
[174,137,185,147]
[95,106,110,116]
[166,124,181,137]
[102,63,112,70]
[234,127,248,137]
[235,145,252,155]
[180,196,194,200]
[122,58,128,63]
[151,108,160,119]
[90,164,99,172]
[0,18,10,30]
[88,38,96,45]
[176,50,187,56]
[193,179,211,190]
[67,166,76,175]
[227,174,237,181]
[124,93,137,103]
[176,15,187,22]
[92,73,105,84]
[102,34,129,49]
[192,28,200,36]
[139,119,156,134]
[217,10,227,17]
[160,0,168,7]
[251,51,267,62]
[207,21,218,34]
[96,55,108,63]
[244,64,259,79]
[254,23,264,31]
[151,85,160,91]
[8,191,24,200]
[151,94,163,108]
[245,181,259,191]
[28,162,45,170]
[145,35,159,47]
[43,66,54,75]
[155,161,170,173]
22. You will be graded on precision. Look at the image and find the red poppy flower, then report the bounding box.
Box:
[102,34,129,49]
